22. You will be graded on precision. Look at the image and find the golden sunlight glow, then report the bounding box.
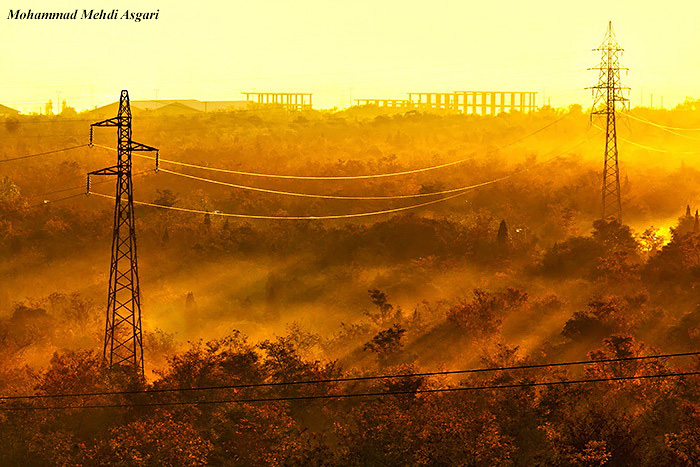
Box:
[1,0,699,111]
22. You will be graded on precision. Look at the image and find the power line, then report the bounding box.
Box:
[90,188,472,220]
[88,138,586,220]
[2,133,94,140]
[23,184,92,199]
[619,136,700,154]
[27,193,84,208]
[0,193,85,219]
[1,349,696,402]
[0,118,94,124]
[2,370,698,411]
[0,170,155,220]
[156,167,477,200]
[92,114,571,181]
[0,144,89,163]
[591,124,699,154]
[88,167,506,220]
[23,170,155,200]
[0,191,83,221]
[151,137,583,201]
[26,192,85,208]
[156,156,534,201]
[624,112,700,140]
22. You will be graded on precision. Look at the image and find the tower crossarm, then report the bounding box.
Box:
[88,117,121,147]
[89,166,120,177]
[129,141,158,153]
[86,165,119,194]
[91,117,122,127]
[129,141,160,170]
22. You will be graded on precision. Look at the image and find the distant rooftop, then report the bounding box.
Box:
[130,99,249,112]
[0,104,20,116]
[86,99,249,117]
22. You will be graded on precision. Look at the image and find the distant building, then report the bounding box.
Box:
[242,92,312,111]
[85,99,248,118]
[354,99,410,109]
[129,100,249,113]
[0,104,20,116]
[356,91,538,115]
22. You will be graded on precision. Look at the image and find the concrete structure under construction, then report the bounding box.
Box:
[356,91,538,114]
[242,92,312,110]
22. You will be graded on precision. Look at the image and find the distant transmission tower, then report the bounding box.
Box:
[87,90,159,375]
[589,21,629,222]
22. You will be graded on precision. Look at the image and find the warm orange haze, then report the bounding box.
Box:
[3,2,700,465]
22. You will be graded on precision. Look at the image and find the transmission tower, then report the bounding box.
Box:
[87,90,159,375]
[589,21,629,222]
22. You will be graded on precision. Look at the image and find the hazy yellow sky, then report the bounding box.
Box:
[1,0,698,112]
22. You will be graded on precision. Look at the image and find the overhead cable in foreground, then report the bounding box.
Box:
[0,348,696,402]
[2,370,699,411]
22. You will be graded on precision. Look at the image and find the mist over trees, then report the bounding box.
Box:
[2,102,700,464]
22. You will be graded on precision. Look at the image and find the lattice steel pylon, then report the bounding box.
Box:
[87,90,159,375]
[589,21,629,222]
